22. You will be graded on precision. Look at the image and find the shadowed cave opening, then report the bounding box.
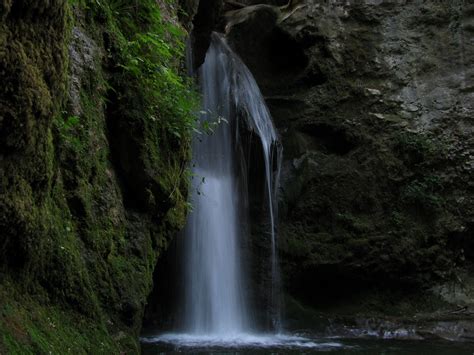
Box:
[447,223,474,261]
[299,123,358,156]
[143,236,182,331]
[227,23,311,92]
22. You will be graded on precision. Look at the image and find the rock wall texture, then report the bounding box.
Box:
[0,0,194,353]
[225,0,474,311]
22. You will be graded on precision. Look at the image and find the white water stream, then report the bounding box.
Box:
[143,33,342,350]
[183,33,282,335]
[184,35,247,334]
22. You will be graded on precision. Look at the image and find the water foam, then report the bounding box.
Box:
[142,333,343,350]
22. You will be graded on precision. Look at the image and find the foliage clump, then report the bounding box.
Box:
[91,0,198,139]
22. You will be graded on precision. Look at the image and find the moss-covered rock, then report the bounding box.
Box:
[0,0,196,352]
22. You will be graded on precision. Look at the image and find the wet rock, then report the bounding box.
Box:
[225,0,474,311]
[190,0,223,69]
[68,27,100,116]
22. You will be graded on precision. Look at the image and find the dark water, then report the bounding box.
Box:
[141,333,474,354]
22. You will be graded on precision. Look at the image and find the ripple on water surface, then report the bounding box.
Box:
[141,332,344,351]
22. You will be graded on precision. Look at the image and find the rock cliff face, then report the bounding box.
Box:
[225,0,474,312]
[0,1,194,352]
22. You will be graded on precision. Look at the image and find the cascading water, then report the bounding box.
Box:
[142,33,343,350]
[184,32,282,335]
[184,33,250,335]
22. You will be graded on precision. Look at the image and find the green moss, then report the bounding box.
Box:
[0,280,126,354]
[280,130,456,302]
[394,132,442,164]
[1,0,197,353]
[401,174,445,210]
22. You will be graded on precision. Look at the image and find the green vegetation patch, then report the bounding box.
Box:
[0,280,124,354]
[1,0,198,353]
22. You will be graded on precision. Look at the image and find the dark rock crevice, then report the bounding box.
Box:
[225,4,313,93]
[297,123,357,156]
[189,0,223,70]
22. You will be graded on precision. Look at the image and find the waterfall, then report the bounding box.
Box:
[141,32,342,351]
[183,32,282,335]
